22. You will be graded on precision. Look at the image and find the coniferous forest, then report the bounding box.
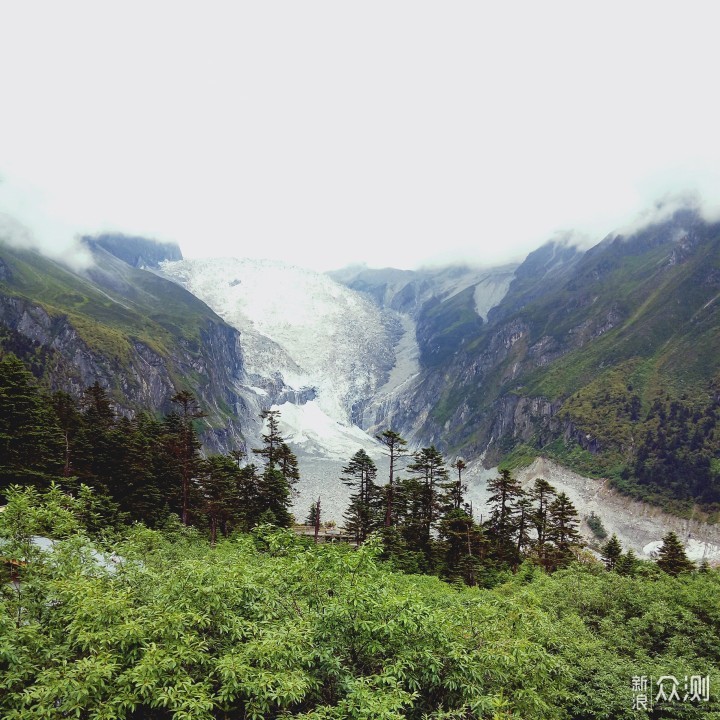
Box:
[1,352,720,718]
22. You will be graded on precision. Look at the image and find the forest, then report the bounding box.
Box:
[1,351,719,718]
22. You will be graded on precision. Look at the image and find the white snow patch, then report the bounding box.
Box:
[473,271,515,321]
[246,386,268,396]
[159,258,397,428]
[274,400,381,462]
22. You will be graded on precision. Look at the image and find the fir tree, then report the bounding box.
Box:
[252,409,284,467]
[449,459,467,511]
[0,353,64,491]
[616,549,638,576]
[277,442,300,492]
[341,449,379,543]
[438,508,488,586]
[546,492,581,569]
[485,469,524,566]
[514,496,533,560]
[256,466,292,527]
[530,478,556,568]
[406,445,449,534]
[199,455,242,544]
[306,500,320,526]
[376,429,407,527]
[251,410,296,527]
[166,391,207,525]
[601,534,623,571]
[656,531,694,576]
[51,391,82,478]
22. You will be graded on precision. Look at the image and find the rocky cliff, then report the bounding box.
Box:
[0,240,264,452]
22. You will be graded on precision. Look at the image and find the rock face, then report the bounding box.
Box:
[0,240,262,452]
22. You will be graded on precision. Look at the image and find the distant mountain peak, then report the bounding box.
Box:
[84,233,183,268]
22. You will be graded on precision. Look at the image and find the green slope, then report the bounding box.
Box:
[416,209,720,509]
[0,241,223,362]
[0,240,248,444]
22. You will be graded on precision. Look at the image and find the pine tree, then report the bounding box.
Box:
[250,410,296,527]
[241,463,262,528]
[601,534,623,571]
[438,508,488,585]
[406,445,449,534]
[118,412,172,526]
[656,531,694,576]
[51,391,82,478]
[514,496,533,560]
[546,492,581,570]
[252,409,284,467]
[71,382,118,498]
[341,449,379,543]
[616,549,638,576]
[485,469,524,566]
[256,466,292,527]
[251,410,300,491]
[0,353,64,491]
[306,501,319,526]
[376,430,407,527]
[449,459,467,511]
[277,442,300,492]
[530,478,556,568]
[199,455,242,544]
[166,391,207,525]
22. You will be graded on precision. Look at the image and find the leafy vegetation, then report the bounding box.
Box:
[1,486,718,719]
[1,346,718,718]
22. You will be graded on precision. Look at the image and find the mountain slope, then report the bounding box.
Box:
[373,208,720,509]
[0,237,257,450]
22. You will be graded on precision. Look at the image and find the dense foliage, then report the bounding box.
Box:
[1,487,719,719]
[555,368,720,514]
[2,348,718,718]
[0,353,297,535]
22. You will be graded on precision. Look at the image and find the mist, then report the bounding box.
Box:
[0,209,94,274]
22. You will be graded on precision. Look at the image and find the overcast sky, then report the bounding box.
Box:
[1,1,720,271]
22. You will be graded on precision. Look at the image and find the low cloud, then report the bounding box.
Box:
[615,192,703,239]
[0,211,94,272]
[0,178,94,272]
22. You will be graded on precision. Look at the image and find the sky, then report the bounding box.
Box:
[1,1,720,272]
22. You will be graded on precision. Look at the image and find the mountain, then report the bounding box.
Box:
[87,233,183,268]
[327,263,519,430]
[0,236,260,451]
[4,206,720,523]
[344,208,720,511]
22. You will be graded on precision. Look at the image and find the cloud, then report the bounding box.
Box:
[0,196,94,273]
[613,193,700,238]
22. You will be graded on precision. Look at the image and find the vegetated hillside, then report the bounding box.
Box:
[2,491,719,720]
[0,237,259,450]
[378,208,720,512]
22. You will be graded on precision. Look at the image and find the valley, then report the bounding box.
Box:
[2,206,720,561]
